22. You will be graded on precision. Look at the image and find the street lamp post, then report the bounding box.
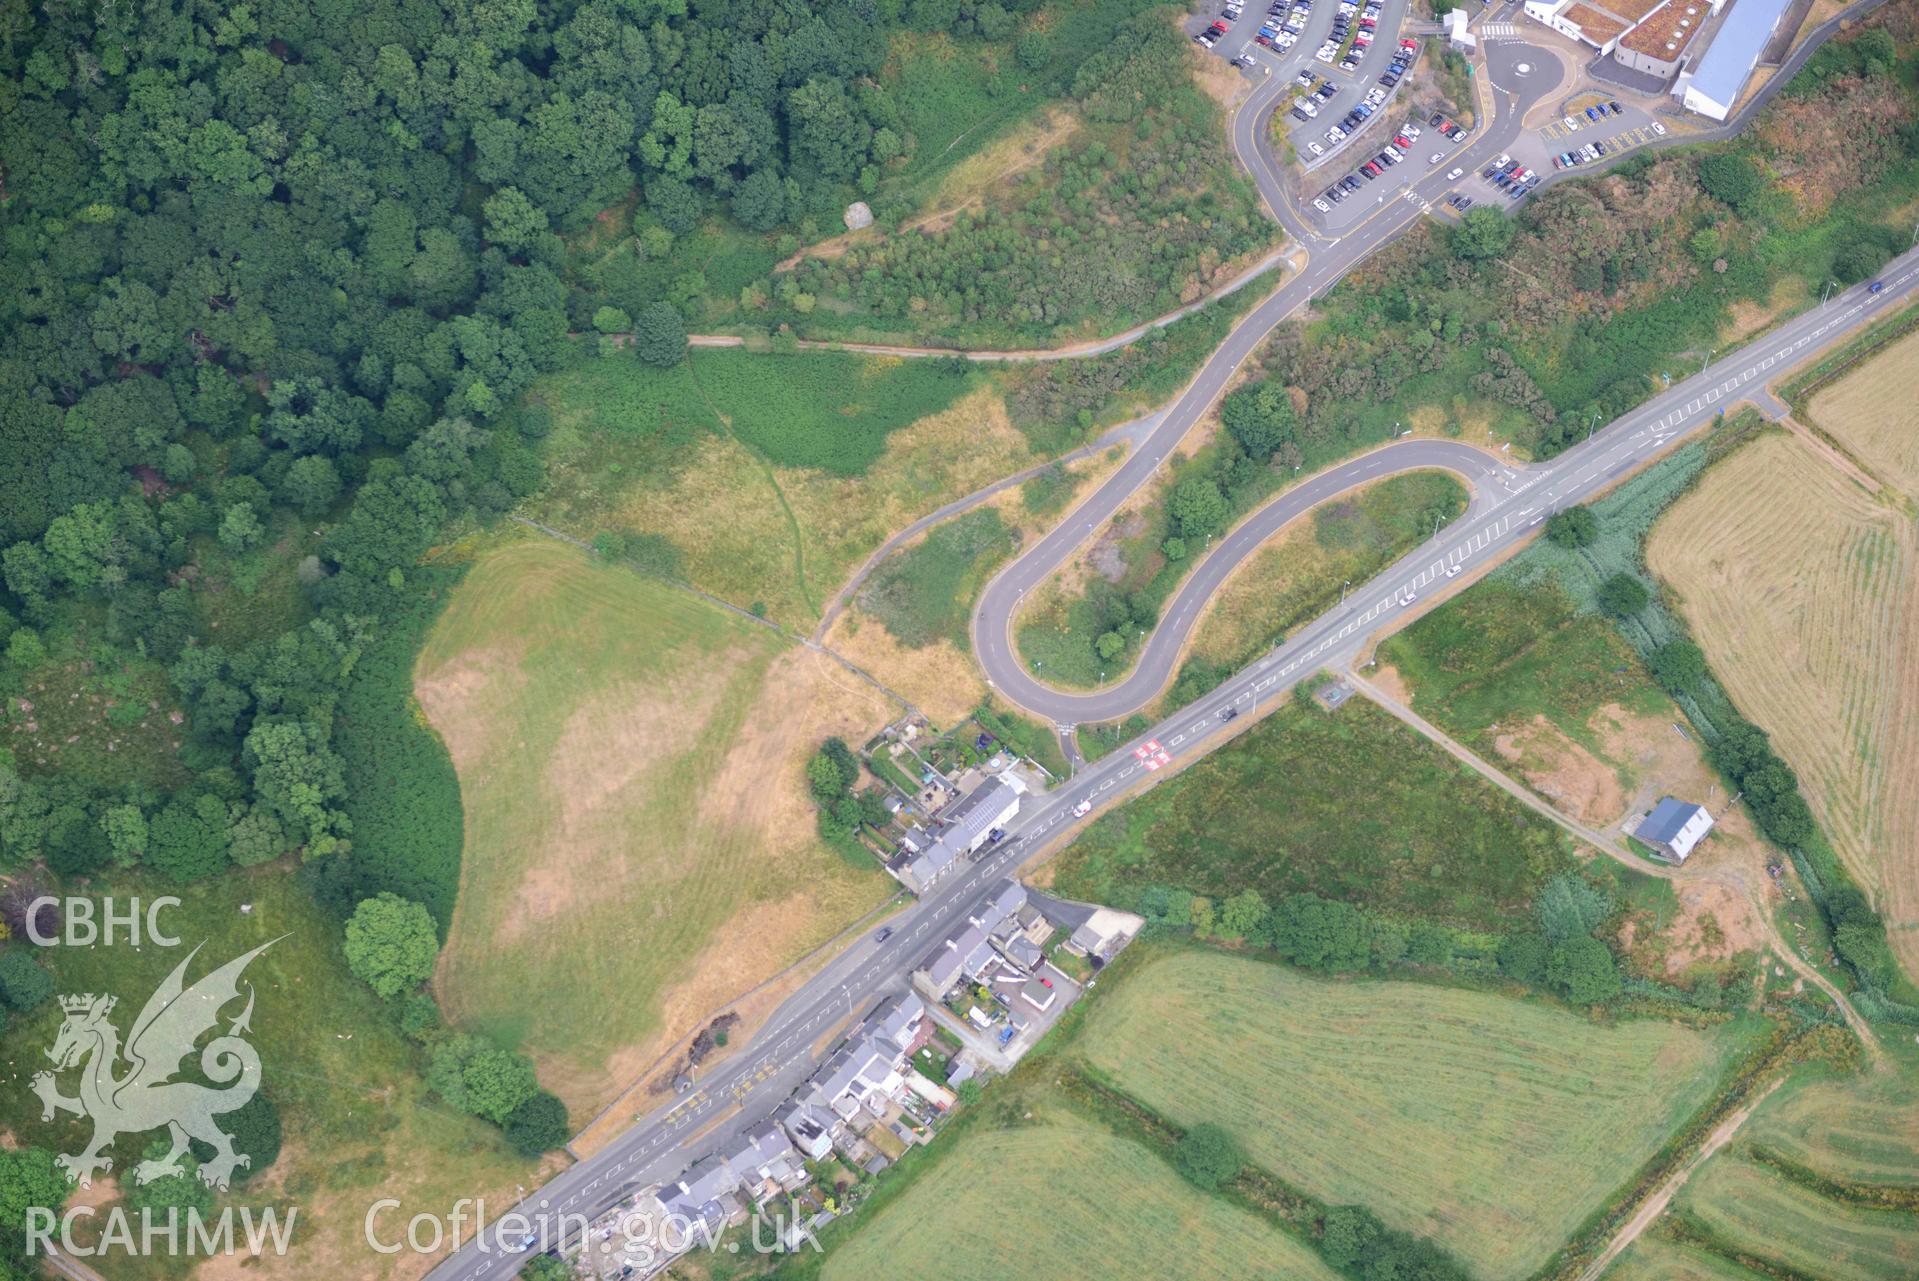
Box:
[1341,578,1350,604]
[1587,409,1599,441]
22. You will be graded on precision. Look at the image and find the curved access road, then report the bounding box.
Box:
[977,439,1512,720]
[970,38,1562,724]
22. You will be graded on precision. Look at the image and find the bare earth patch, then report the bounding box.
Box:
[1660,880,1762,975]
[1492,715,1626,826]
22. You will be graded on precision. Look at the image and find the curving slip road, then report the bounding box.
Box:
[972,37,1561,726]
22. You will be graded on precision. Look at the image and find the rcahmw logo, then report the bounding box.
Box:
[24,937,299,1257]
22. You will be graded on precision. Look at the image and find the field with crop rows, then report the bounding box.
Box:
[1077,951,1755,1281]
[1607,1236,1770,1281]
[1647,430,1919,976]
[1807,324,1919,495]
[1674,1153,1919,1280]
[1742,1068,1919,1187]
[817,1111,1344,1281]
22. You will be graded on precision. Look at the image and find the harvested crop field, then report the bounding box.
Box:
[1646,430,1919,976]
[818,1111,1344,1281]
[1077,951,1756,1281]
[1806,324,1919,494]
[417,538,888,1113]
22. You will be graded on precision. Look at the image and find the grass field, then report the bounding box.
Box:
[1615,1053,1919,1281]
[1077,951,1757,1281]
[0,870,534,1281]
[816,1110,1344,1281]
[1646,430,1919,975]
[416,538,888,1113]
[1047,697,1574,933]
[1184,470,1468,676]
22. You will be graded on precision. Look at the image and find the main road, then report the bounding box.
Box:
[417,24,1917,1281]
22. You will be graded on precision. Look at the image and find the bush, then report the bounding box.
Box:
[0,949,53,1012]
[1546,935,1621,1005]
[1544,507,1597,548]
[1648,639,1707,694]
[1696,154,1762,210]
[503,1090,570,1158]
[343,893,440,999]
[1596,573,1649,617]
[1173,1122,1240,1191]
[631,302,687,367]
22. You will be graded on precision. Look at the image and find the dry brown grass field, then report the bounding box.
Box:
[416,538,890,1116]
[1807,324,1919,495]
[1647,430,1919,979]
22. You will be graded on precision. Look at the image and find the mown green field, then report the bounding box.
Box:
[1049,697,1573,932]
[1640,1062,1919,1281]
[1674,1153,1919,1281]
[1608,1236,1768,1281]
[1742,1067,1919,1185]
[416,539,885,1109]
[1077,951,1757,1281]
[817,1110,1345,1281]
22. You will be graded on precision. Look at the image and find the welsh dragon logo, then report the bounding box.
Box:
[31,939,280,1191]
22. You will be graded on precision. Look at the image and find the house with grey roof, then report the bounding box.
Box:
[917,879,1030,997]
[1636,797,1715,863]
[779,1101,835,1162]
[720,1124,807,1205]
[657,1156,741,1238]
[894,776,1025,894]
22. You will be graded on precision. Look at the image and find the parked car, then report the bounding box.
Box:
[1651,121,1667,135]
[1585,106,1600,121]
[1609,100,1623,114]
[1309,140,1325,156]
